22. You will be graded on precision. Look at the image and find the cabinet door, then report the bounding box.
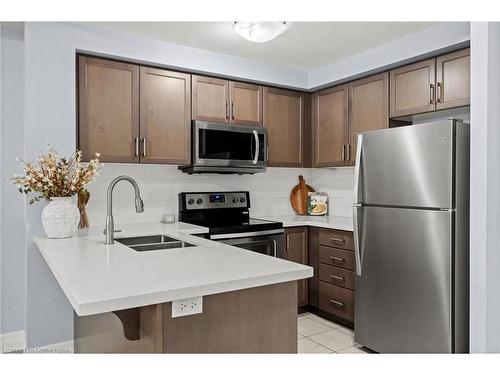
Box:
[389,58,436,117]
[436,48,470,111]
[284,227,309,307]
[263,87,305,167]
[140,67,191,165]
[349,72,389,165]
[312,85,349,167]
[192,75,229,123]
[230,81,263,126]
[78,56,139,163]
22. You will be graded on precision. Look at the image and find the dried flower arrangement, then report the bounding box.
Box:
[11,146,101,204]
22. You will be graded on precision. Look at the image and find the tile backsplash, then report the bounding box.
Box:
[85,164,354,227]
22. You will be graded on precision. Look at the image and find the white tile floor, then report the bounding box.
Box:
[297,312,371,354]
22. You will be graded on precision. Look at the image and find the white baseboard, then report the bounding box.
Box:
[1,331,74,353]
[1,330,26,353]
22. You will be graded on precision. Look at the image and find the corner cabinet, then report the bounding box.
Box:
[192,75,263,126]
[78,56,140,163]
[263,87,305,167]
[284,227,309,307]
[312,73,388,167]
[311,85,349,167]
[390,48,470,117]
[78,56,192,164]
[349,72,389,164]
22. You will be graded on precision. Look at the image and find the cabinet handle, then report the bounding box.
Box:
[225,102,229,119]
[429,83,435,104]
[330,274,345,281]
[142,138,147,157]
[437,82,443,103]
[341,144,346,161]
[330,237,345,243]
[231,102,235,120]
[346,144,350,161]
[134,137,140,157]
[286,234,290,252]
[329,299,345,308]
[330,256,345,263]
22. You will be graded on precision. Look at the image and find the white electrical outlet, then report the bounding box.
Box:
[171,296,203,318]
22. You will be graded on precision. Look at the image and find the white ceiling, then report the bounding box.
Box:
[82,22,438,70]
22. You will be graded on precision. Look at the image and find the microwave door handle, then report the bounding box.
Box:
[252,130,259,165]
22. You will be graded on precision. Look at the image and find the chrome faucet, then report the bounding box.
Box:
[105,175,144,245]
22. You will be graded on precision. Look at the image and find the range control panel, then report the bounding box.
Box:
[180,192,250,210]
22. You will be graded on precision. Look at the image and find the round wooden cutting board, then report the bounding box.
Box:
[290,175,315,215]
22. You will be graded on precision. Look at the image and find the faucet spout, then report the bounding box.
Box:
[105,175,144,245]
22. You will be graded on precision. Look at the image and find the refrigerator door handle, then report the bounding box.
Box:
[353,205,362,276]
[353,134,363,204]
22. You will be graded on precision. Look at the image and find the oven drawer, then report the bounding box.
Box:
[319,281,354,322]
[319,264,355,290]
[318,228,353,250]
[318,246,356,271]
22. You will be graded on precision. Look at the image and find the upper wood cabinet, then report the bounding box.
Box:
[230,81,263,125]
[192,75,262,126]
[390,48,470,117]
[436,48,470,111]
[349,72,389,165]
[312,84,349,167]
[191,76,229,123]
[263,87,305,167]
[78,56,191,164]
[312,74,388,167]
[139,67,191,165]
[390,58,436,118]
[78,56,140,163]
[284,227,309,307]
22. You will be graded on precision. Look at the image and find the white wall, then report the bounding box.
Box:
[0,24,27,335]
[469,22,500,353]
[84,165,354,228]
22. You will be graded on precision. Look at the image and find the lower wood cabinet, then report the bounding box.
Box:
[283,227,309,307]
[310,228,355,325]
[318,281,354,322]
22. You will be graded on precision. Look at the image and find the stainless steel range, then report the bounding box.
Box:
[178,191,284,257]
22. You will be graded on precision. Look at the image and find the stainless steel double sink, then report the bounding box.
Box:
[116,235,197,252]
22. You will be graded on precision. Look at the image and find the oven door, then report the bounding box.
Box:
[212,230,284,258]
[193,121,267,168]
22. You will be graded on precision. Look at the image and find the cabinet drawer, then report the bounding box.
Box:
[319,281,354,322]
[319,264,355,290]
[318,228,353,250]
[318,246,356,271]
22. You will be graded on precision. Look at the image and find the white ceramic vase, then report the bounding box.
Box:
[41,197,80,239]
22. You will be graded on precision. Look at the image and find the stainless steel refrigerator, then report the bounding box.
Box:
[353,119,469,353]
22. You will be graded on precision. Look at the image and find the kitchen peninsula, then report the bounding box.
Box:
[34,222,312,353]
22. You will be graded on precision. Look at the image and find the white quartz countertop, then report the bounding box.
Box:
[35,222,312,316]
[257,215,354,232]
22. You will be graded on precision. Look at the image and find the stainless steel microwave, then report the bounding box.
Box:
[179,121,267,174]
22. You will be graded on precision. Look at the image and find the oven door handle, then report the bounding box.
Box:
[210,228,284,240]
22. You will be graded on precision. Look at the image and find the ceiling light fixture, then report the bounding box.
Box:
[233,22,287,43]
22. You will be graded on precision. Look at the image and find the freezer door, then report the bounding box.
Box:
[357,120,454,208]
[354,206,453,353]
